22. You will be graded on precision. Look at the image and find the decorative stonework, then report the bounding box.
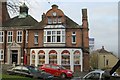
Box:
[7,41,21,48]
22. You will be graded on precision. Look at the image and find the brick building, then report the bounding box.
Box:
[0,3,89,72]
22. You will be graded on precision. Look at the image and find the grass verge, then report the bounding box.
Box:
[1,74,34,80]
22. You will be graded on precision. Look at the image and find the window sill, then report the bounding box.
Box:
[34,43,39,45]
[72,42,76,44]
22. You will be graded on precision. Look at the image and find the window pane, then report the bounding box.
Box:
[0,31,3,42]
[57,31,61,34]
[47,31,51,35]
[58,18,61,23]
[57,36,60,42]
[61,55,70,65]
[34,32,38,44]
[72,36,76,42]
[49,54,57,64]
[0,49,4,60]
[62,36,65,42]
[8,31,12,43]
[48,18,52,24]
[52,31,55,35]
[53,18,57,24]
[38,54,45,65]
[17,31,22,43]
[47,36,51,42]
[52,36,55,42]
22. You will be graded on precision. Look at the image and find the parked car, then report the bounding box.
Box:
[39,64,73,78]
[7,65,54,80]
[83,70,119,80]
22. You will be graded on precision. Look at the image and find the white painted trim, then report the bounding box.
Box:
[30,48,83,72]
[0,31,4,43]
[7,31,13,43]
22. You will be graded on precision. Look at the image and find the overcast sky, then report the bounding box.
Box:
[8,0,119,57]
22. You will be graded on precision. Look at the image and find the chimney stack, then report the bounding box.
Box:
[82,8,88,29]
[0,2,10,25]
[82,9,87,20]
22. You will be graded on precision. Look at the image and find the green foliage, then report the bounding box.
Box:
[1,74,34,80]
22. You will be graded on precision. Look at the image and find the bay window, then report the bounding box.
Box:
[44,29,65,43]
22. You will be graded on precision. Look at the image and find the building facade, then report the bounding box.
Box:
[90,46,119,69]
[0,3,89,72]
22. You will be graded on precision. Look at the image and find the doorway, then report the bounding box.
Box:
[12,50,18,64]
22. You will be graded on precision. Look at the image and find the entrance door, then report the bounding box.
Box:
[12,50,18,64]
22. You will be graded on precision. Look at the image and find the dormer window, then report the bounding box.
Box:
[47,17,62,24]
[48,18,52,24]
[58,18,61,23]
[53,18,57,24]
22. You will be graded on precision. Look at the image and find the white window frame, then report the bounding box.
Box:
[58,18,62,23]
[17,31,23,43]
[74,52,80,65]
[44,29,65,43]
[0,31,4,43]
[53,18,57,24]
[72,32,76,44]
[7,31,13,43]
[0,49,4,61]
[61,53,70,65]
[48,18,52,24]
[49,53,57,64]
[38,53,45,65]
[34,32,38,44]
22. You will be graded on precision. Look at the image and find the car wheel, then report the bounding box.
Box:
[60,73,66,78]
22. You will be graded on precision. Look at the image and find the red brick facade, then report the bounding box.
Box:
[0,3,90,71]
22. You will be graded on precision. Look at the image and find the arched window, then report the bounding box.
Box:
[61,50,70,65]
[38,50,45,65]
[74,50,80,65]
[31,50,35,64]
[49,50,57,64]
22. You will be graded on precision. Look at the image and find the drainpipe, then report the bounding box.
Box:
[23,30,26,65]
[4,30,7,63]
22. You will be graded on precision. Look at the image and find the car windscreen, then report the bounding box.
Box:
[59,65,66,69]
[28,66,40,73]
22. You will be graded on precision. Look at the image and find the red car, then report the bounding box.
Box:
[39,64,73,78]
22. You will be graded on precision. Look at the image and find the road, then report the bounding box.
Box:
[53,77,81,80]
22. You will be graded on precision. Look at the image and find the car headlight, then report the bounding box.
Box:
[67,71,72,74]
[48,76,54,78]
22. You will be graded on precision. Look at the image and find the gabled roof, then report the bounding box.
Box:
[96,46,110,53]
[2,15,38,27]
[65,16,82,28]
[33,15,82,29]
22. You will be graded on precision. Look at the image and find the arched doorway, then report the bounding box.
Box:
[74,50,81,72]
